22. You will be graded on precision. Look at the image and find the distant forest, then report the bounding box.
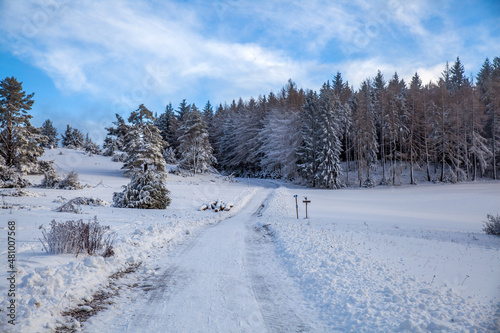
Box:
[148,56,499,188]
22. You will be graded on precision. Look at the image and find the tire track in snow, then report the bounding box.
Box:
[245,196,323,333]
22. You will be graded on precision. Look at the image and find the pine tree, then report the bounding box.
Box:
[61,125,84,149]
[178,107,215,174]
[122,105,166,175]
[84,133,101,155]
[105,114,130,152]
[40,119,58,148]
[0,76,45,171]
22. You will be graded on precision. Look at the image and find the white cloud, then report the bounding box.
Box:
[0,0,312,108]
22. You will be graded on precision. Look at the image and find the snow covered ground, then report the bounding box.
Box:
[0,148,499,332]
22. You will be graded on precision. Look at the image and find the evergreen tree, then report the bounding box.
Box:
[450,56,467,92]
[178,108,215,174]
[315,82,343,189]
[177,99,191,122]
[296,90,320,185]
[0,76,45,170]
[122,105,166,175]
[354,80,378,187]
[84,133,101,155]
[113,170,171,209]
[105,114,130,152]
[40,119,58,148]
[61,125,84,149]
[154,103,178,146]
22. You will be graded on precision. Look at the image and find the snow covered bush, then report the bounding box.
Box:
[113,170,171,209]
[0,165,30,188]
[39,217,115,257]
[41,168,61,188]
[58,171,83,190]
[41,170,83,190]
[483,214,500,236]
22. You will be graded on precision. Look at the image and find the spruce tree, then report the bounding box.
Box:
[122,105,166,175]
[178,107,215,174]
[154,103,178,145]
[0,76,44,171]
[113,170,171,209]
[40,119,58,148]
[315,82,343,189]
[61,125,84,149]
[84,133,101,155]
[297,90,320,185]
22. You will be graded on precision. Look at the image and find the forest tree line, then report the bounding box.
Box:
[146,56,499,188]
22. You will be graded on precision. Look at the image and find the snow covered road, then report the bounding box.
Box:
[85,187,325,332]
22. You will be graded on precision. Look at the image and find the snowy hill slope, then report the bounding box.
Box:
[0,148,258,332]
[0,148,499,332]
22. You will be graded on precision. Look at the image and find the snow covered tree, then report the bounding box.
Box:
[84,133,101,155]
[113,170,171,209]
[40,119,58,148]
[0,76,45,173]
[163,147,177,164]
[177,106,215,174]
[315,82,343,189]
[296,90,320,185]
[105,114,130,153]
[61,125,84,149]
[122,104,166,175]
[477,57,500,179]
[154,103,178,146]
[353,80,378,187]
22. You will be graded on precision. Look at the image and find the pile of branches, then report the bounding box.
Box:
[199,200,234,212]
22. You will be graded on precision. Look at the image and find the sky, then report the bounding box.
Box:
[1,0,499,143]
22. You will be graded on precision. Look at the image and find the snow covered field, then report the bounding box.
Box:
[1,148,499,332]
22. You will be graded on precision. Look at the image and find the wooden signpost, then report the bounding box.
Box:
[303,196,311,219]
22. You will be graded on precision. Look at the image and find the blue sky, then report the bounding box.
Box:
[1,0,499,143]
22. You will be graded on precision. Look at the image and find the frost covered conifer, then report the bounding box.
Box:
[122,104,166,175]
[61,125,84,149]
[113,170,170,209]
[40,119,58,148]
[297,90,320,185]
[315,82,344,189]
[163,147,177,164]
[178,105,215,174]
[0,76,45,173]
[154,103,178,146]
[84,133,101,155]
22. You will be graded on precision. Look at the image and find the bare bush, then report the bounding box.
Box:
[483,214,500,236]
[39,217,115,257]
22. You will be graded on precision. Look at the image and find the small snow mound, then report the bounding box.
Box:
[84,256,105,269]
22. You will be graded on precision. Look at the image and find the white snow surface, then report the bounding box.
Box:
[0,148,499,332]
